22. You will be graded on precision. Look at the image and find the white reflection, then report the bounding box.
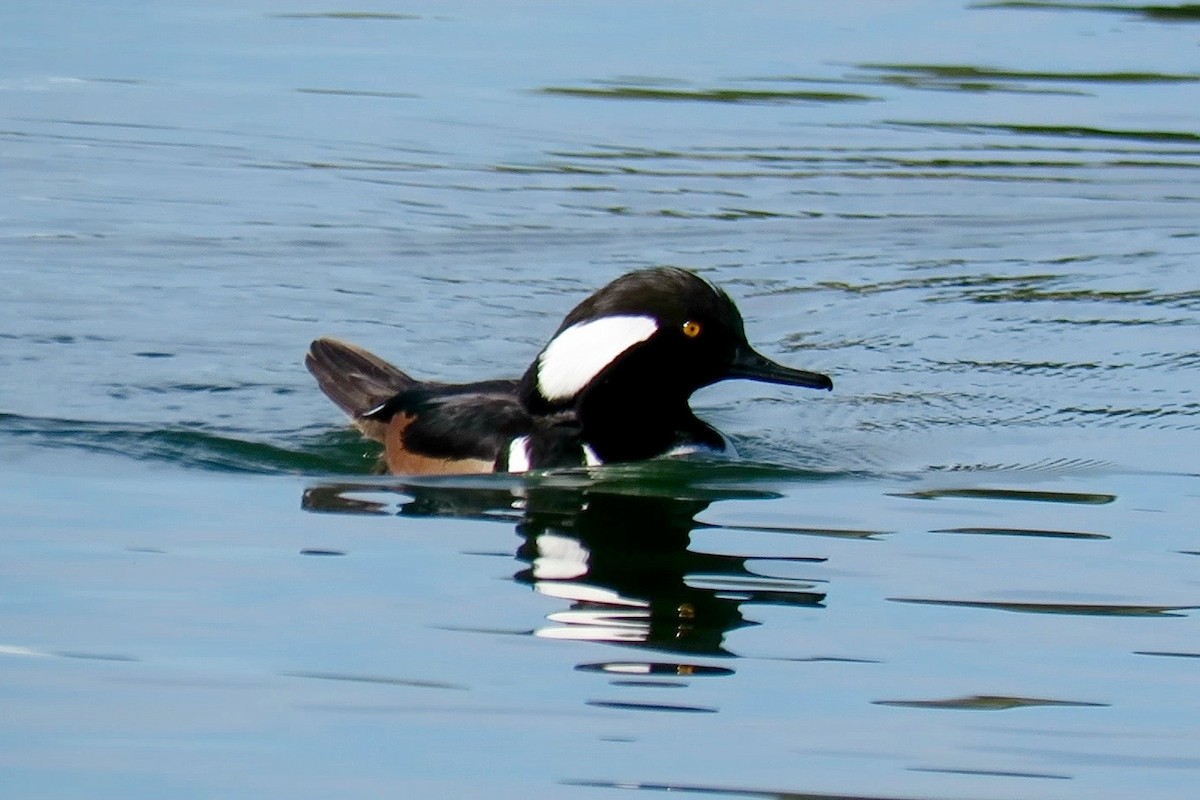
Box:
[532,532,590,580]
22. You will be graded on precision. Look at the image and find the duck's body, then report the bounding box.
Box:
[306,268,831,474]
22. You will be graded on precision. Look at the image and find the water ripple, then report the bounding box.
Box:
[874,694,1108,710]
[890,598,1199,617]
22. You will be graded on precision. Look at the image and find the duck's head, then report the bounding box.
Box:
[519,268,832,414]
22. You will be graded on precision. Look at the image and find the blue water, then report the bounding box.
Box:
[3,2,1199,798]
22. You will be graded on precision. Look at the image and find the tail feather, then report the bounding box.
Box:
[306,337,417,441]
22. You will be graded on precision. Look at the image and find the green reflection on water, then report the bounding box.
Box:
[893,120,1200,144]
[891,597,1198,616]
[874,694,1108,710]
[540,85,876,104]
[896,487,1117,504]
[977,2,1200,22]
[870,63,1199,83]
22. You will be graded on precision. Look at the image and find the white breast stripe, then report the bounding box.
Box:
[663,432,737,459]
[582,444,602,467]
[537,315,658,402]
[507,436,531,473]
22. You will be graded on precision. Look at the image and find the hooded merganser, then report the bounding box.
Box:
[306,267,832,474]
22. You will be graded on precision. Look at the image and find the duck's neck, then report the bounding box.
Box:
[576,377,728,463]
[518,340,724,463]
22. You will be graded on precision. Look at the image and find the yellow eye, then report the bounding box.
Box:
[681,320,702,338]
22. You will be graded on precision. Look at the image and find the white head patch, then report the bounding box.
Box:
[537,315,658,402]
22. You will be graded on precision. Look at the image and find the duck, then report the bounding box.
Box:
[306,267,831,474]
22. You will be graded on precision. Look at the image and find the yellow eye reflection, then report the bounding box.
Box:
[681,320,702,338]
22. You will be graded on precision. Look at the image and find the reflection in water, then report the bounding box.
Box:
[562,778,968,799]
[873,694,1108,710]
[896,486,1116,504]
[979,2,1200,22]
[889,597,1199,617]
[302,473,826,660]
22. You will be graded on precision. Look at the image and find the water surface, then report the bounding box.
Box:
[2,2,1199,798]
